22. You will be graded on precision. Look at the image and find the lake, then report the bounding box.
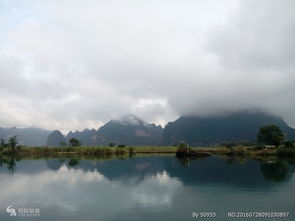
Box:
[0,155,294,221]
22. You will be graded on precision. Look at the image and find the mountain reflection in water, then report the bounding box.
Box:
[0,155,294,221]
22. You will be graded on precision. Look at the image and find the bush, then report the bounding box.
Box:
[128,147,135,154]
[234,146,246,155]
[176,142,190,156]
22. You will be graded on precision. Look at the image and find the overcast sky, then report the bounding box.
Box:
[0,0,294,132]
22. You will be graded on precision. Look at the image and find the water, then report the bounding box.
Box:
[0,155,294,221]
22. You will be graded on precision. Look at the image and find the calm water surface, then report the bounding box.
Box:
[0,155,294,221]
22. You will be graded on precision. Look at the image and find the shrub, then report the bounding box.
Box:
[234,146,246,155]
[176,142,190,156]
[128,147,135,154]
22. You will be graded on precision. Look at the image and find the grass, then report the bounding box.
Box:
[177,145,294,157]
[0,145,294,158]
[0,146,129,157]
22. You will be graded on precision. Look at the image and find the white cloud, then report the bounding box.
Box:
[0,0,294,131]
[0,164,182,216]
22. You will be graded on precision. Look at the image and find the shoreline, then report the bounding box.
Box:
[0,146,294,158]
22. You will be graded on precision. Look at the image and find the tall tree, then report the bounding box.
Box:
[0,139,5,148]
[69,138,81,147]
[257,125,284,146]
[8,136,18,152]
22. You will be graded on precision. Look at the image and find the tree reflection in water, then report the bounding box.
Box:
[0,154,17,173]
[260,161,289,182]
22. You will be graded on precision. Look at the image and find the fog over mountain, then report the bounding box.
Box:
[0,127,50,146]
[0,0,294,132]
[163,112,295,146]
[65,115,163,146]
[1,112,295,147]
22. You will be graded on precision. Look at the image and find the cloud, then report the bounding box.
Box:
[0,0,294,131]
[0,165,182,217]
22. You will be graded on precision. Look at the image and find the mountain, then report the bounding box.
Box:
[0,127,51,146]
[66,129,97,146]
[0,127,7,139]
[162,112,295,146]
[46,130,66,147]
[64,115,163,146]
[96,115,163,146]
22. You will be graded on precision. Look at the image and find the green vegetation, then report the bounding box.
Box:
[0,143,294,162]
[260,161,289,182]
[257,124,285,146]
[176,142,191,156]
[68,158,80,167]
[0,139,7,148]
[0,136,18,152]
[0,143,294,158]
[69,138,81,147]
[0,125,294,158]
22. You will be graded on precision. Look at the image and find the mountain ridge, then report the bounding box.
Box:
[2,112,295,147]
[162,112,295,146]
[0,127,51,146]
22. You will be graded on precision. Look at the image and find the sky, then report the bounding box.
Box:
[0,0,294,132]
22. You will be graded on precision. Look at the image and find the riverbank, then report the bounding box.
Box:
[0,146,177,158]
[176,146,295,157]
[0,145,294,158]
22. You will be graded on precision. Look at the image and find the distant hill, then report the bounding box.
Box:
[4,112,294,147]
[47,130,66,147]
[0,127,51,146]
[96,115,163,146]
[162,112,295,146]
[66,129,97,146]
[64,115,163,146]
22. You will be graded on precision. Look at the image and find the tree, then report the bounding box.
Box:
[0,139,5,148]
[68,158,79,167]
[69,138,81,147]
[257,125,284,146]
[176,141,190,157]
[8,136,18,151]
[260,161,289,182]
